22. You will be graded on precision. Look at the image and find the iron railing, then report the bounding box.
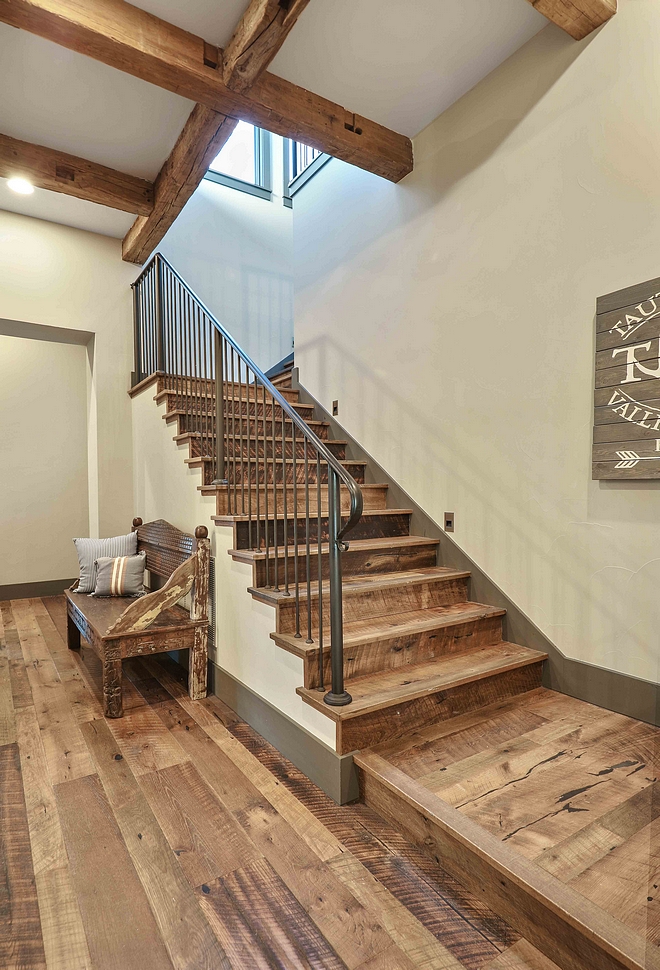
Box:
[132,253,363,705]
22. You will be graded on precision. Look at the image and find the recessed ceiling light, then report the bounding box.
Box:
[7,177,34,195]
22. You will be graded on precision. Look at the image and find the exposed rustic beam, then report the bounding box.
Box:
[122,106,237,263]
[123,0,313,263]
[0,131,153,215]
[223,0,311,94]
[0,0,412,183]
[526,0,616,39]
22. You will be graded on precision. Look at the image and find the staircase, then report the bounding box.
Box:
[130,255,657,970]
[153,358,547,755]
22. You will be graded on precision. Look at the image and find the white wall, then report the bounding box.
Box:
[0,334,88,584]
[159,136,293,373]
[294,0,660,685]
[0,210,136,544]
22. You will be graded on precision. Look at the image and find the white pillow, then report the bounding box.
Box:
[73,532,138,593]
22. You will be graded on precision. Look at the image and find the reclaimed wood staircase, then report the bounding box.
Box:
[152,366,548,756]
[131,363,660,970]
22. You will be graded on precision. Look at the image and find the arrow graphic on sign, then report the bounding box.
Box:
[614,450,660,469]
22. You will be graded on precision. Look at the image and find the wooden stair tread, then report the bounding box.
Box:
[251,565,468,605]
[174,432,348,446]
[164,408,329,429]
[297,643,547,720]
[212,507,412,525]
[354,750,653,970]
[275,601,502,653]
[229,535,438,562]
[184,456,366,468]
[203,481,388,496]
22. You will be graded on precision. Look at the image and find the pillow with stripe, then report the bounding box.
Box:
[73,532,138,593]
[92,553,146,597]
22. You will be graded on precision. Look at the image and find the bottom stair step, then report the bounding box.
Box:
[355,748,655,970]
[297,643,547,753]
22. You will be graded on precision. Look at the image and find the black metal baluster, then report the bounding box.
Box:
[239,359,245,515]
[272,396,279,591]
[317,453,324,689]
[292,422,300,637]
[247,365,253,544]
[324,468,351,706]
[304,438,312,644]
[255,367,261,551]
[282,403,289,597]
[262,380,270,587]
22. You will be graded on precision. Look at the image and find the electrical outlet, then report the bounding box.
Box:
[444,512,455,533]
[332,400,338,416]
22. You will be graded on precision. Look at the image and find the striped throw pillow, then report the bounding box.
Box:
[93,553,146,597]
[73,533,138,593]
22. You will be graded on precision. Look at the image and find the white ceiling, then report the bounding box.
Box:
[0,0,548,237]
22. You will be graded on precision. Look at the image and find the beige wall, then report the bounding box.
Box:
[0,210,136,542]
[0,334,88,584]
[294,0,660,684]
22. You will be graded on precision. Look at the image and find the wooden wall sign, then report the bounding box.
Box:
[593,275,660,479]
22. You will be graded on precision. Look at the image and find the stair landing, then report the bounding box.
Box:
[356,687,660,970]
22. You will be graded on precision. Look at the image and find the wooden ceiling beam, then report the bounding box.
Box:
[222,0,311,94]
[0,0,412,184]
[526,0,616,40]
[0,131,153,214]
[122,106,237,264]
[123,0,314,263]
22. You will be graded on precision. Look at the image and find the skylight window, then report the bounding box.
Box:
[209,121,258,184]
[206,122,272,200]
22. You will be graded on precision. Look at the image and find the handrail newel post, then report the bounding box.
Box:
[324,467,352,707]
[131,280,141,387]
[155,254,165,374]
[213,329,227,484]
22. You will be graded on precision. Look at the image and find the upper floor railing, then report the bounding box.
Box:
[132,253,363,706]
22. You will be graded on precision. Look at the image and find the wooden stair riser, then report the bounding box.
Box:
[276,575,470,635]
[250,539,438,588]
[158,391,314,421]
[168,412,330,441]
[226,511,412,550]
[214,483,389,516]
[229,461,366,487]
[301,612,504,689]
[336,661,544,754]
[157,375,299,404]
[186,436,346,461]
[190,457,366,487]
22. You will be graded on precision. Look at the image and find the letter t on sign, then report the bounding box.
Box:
[612,340,660,384]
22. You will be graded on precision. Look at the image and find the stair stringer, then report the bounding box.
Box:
[130,384,336,749]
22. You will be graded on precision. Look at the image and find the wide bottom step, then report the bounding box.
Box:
[356,695,659,970]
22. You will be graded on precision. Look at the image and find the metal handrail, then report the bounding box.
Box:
[132,252,363,705]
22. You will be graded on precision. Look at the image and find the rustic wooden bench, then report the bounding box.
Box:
[65,517,210,717]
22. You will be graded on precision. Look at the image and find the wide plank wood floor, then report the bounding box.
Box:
[0,595,560,970]
[370,686,660,946]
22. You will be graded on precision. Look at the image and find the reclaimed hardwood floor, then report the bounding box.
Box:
[368,687,660,947]
[0,595,559,970]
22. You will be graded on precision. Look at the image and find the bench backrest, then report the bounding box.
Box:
[133,518,196,581]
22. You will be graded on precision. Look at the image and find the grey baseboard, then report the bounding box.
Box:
[292,371,660,729]
[0,578,76,600]
[211,664,358,804]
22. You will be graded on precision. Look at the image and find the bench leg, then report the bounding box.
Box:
[67,613,81,651]
[102,659,123,718]
[189,626,208,701]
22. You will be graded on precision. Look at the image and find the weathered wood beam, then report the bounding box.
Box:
[223,0,311,94]
[0,131,153,214]
[122,106,236,263]
[526,0,616,40]
[123,0,312,263]
[0,0,412,183]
